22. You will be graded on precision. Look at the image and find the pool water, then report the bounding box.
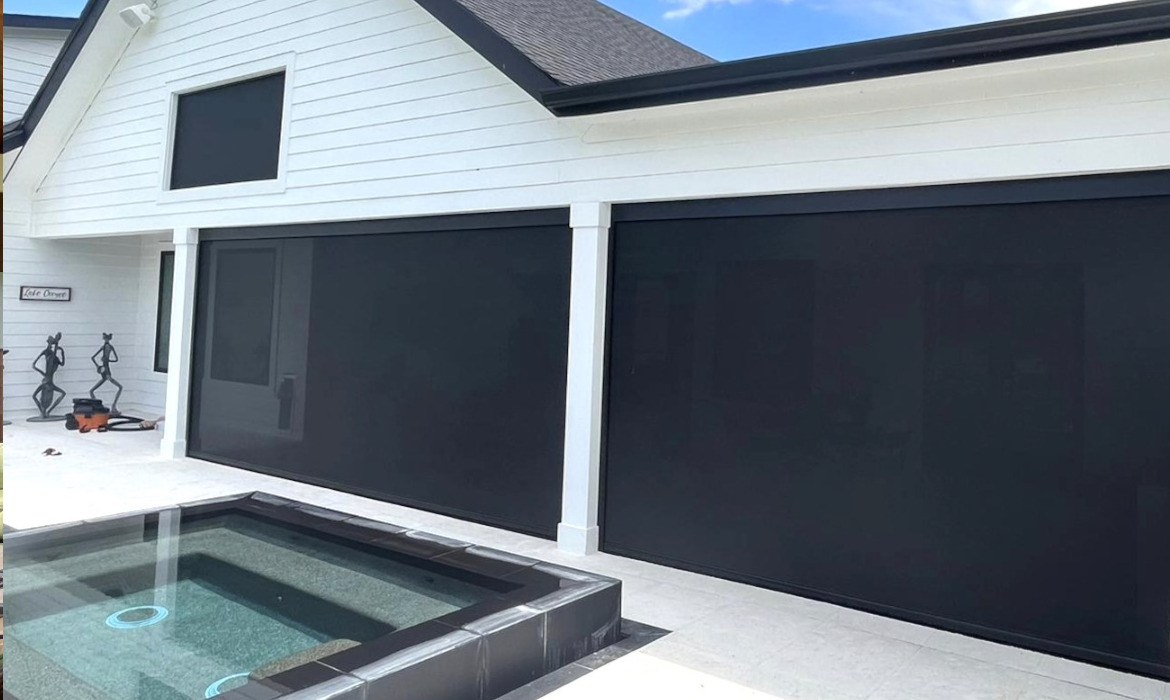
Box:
[6,511,495,699]
[12,574,333,698]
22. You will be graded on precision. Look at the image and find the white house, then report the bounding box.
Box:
[3,13,74,179]
[3,0,1168,684]
[3,14,74,125]
[2,13,74,418]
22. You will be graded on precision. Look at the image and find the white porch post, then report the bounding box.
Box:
[557,202,612,555]
[160,227,199,459]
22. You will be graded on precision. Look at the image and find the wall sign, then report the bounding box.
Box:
[21,286,72,302]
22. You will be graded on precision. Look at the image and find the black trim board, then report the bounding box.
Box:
[3,14,77,30]
[545,0,1170,115]
[613,169,1170,222]
[3,0,110,153]
[201,207,569,241]
[5,1,1170,154]
[412,0,560,102]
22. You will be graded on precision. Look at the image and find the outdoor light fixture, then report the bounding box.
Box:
[119,3,156,28]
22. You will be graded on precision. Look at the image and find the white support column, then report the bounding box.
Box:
[160,227,199,459]
[558,202,612,555]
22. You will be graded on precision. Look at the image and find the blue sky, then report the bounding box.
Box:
[4,0,1130,61]
[601,0,1132,59]
[5,0,85,19]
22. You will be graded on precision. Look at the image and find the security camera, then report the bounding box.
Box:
[119,4,155,28]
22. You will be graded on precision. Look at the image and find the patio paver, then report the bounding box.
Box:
[4,420,1167,700]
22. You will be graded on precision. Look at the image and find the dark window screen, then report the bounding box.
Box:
[154,251,175,372]
[189,225,571,537]
[170,72,285,190]
[605,196,1170,680]
[209,248,276,385]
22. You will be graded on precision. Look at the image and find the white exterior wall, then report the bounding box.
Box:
[3,27,69,122]
[2,207,169,417]
[6,0,1166,239]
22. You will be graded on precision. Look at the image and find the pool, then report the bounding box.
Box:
[4,493,622,700]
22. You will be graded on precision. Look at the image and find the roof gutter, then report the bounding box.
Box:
[541,0,1170,116]
[4,0,1169,156]
[3,13,78,31]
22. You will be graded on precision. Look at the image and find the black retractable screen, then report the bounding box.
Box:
[190,221,571,536]
[605,195,1170,679]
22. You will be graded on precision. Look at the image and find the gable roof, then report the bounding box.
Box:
[3,0,109,154]
[4,0,1170,155]
[547,0,1170,115]
[453,0,713,85]
[4,14,76,127]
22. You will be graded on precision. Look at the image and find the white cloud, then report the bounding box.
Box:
[661,0,1132,25]
[971,0,1133,20]
[663,0,760,20]
[866,0,1134,27]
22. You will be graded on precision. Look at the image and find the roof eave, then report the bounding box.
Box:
[1,0,112,155]
[541,0,1170,116]
[3,13,77,31]
[3,122,28,153]
[414,0,562,101]
[5,0,1169,159]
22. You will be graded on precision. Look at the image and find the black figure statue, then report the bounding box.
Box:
[90,333,123,416]
[30,332,68,422]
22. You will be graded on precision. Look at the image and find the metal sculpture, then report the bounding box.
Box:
[30,332,68,422]
[90,333,124,416]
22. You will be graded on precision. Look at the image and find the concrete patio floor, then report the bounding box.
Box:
[4,420,1167,700]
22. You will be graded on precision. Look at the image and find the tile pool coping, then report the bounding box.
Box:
[4,492,623,700]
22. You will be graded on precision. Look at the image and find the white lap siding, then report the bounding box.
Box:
[3,26,68,122]
[9,0,1167,239]
[2,208,168,418]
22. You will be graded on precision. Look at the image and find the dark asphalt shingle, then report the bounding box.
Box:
[454,0,716,86]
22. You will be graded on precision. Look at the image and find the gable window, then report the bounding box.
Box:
[169,71,286,190]
[155,251,175,372]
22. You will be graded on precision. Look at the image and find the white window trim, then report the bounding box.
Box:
[157,53,296,203]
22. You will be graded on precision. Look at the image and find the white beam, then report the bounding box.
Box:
[558,202,612,555]
[160,227,198,459]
